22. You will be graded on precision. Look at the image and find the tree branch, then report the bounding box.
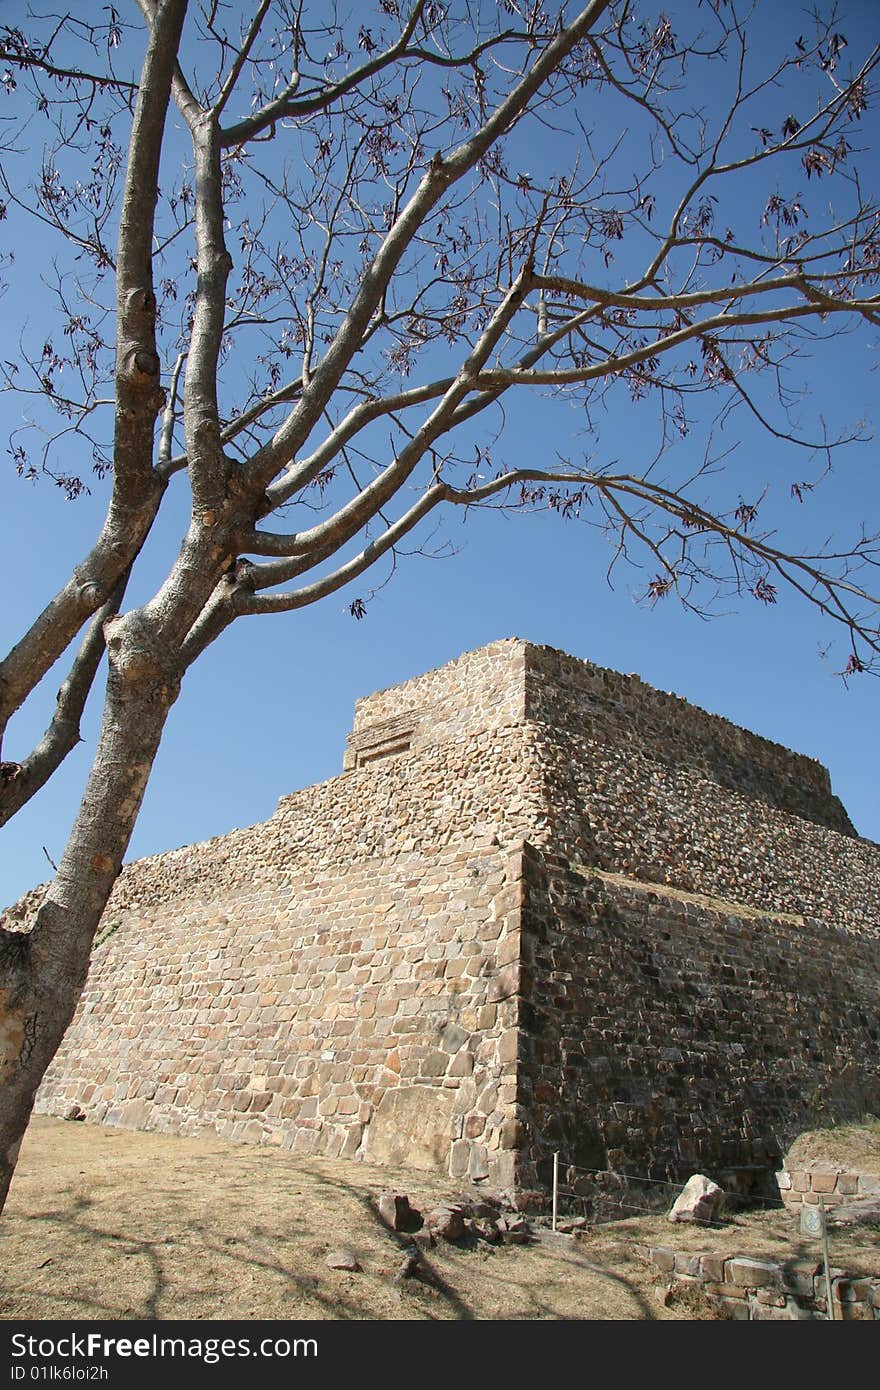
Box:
[0,573,129,828]
[219,2,432,147]
[241,0,614,495]
[245,261,535,586]
[0,1,185,744]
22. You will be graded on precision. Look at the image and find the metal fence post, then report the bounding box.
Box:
[820,1197,835,1321]
[552,1151,559,1232]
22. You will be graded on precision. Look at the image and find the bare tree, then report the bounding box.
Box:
[0,0,878,1210]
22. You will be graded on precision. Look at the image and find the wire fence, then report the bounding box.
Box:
[547,1151,841,1318]
[550,1154,789,1229]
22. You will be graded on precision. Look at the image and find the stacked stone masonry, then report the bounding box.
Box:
[644,1245,880,1319]
[25,638,880,1196]
[777,1165,880,1208]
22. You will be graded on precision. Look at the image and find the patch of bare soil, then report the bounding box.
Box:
[0,1118,877,1322]
[785,1119,880,1170]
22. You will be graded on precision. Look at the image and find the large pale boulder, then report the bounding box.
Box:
[668,1174,724,1225]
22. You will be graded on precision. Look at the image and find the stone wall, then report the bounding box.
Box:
[643,1245,880,1319]
[524,644,853,833]
[777,1164,880,1210]
[524,648,875,934]
[36,649,543,1191]
[28,638,880,1196]
[39,832,522,1184]
[515,846,880,1193]
[344,639,526,770]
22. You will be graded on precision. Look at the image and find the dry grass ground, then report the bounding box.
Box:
[0,1118,877,1322]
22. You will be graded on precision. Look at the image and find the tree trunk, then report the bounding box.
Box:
[0,616,180,1213]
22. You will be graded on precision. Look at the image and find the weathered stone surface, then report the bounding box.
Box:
[649,1246,675,1274]
[488,966,519,1003]
[779,1161,880,1215]
[727,1257,782,1289]
[449,1139,470,1179]
[555,1217,590,1235]
[448,1050,474,1078]
[782,1262,819,1297]
[377,1193,418,1232]
[325,1248,361,1272]
[755,1287,786,1307]
[827,1196,880,1228]
[750,1297,812,1320]
[469,1217,502,1243]
[439,1024,469,1054]
[810,1169,840,1194]
[668,1175,724,1226]
[364,1088,455,1171]
[500,1215,531,1244]
[468,1144,490,1182]
[653,1244,869,1319]
[427,1205,466,1241]
[723,1299,751,1320]
[500,1118,525,1150]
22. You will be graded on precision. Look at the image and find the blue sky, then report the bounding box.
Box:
[1,0,878,906]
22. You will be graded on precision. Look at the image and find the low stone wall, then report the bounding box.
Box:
[644,1245,880,1319]
[777,1165,880,1208]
